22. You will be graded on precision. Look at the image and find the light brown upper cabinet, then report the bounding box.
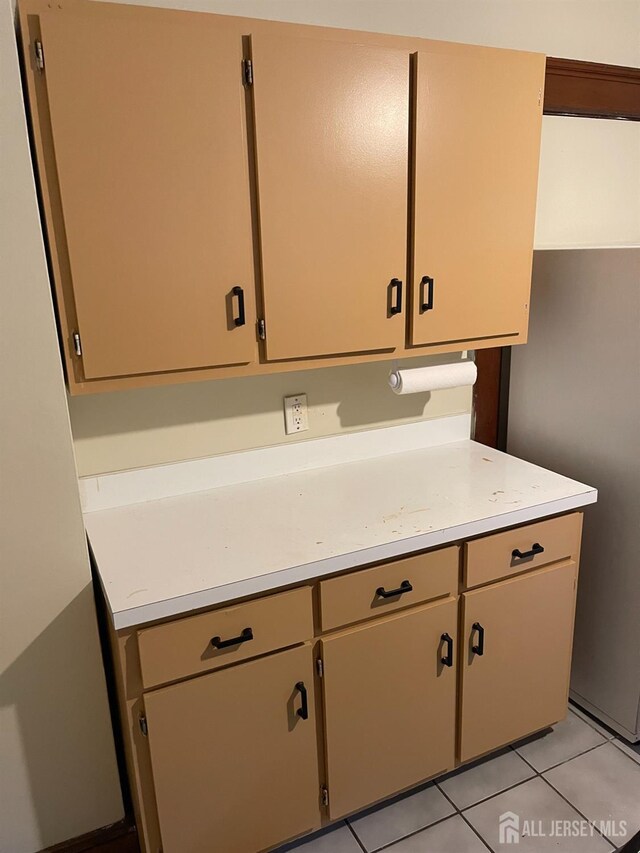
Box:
[39,7,256,379]
[410,49,545,348]
[251,34,409,361]
[21,1,546,392]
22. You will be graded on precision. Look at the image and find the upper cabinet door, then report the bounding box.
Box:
[40,10,256,379]
[251,35,409,361]
[410,49,545,347]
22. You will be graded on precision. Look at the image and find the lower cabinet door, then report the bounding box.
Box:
[320,598,458,819]
[459,560,578,763]
[144,644,320,853]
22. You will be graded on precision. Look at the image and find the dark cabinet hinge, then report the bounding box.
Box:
[139,715,148,737]
[257,318,266,341]
[321,785,329,808]
[34,39,44,71]
[72,331,82,357]
[243,58,253,86]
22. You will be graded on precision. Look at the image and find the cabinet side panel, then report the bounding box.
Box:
[108,626,163,853]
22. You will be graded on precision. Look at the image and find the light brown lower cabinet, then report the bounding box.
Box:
[320,597,458,819]
[459,560,578,762]
[143,644,321,853]
[109,513,583,853]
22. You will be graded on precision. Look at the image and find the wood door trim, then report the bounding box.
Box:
[41,818,139,853]
[474,56,640,449]
[473,348,502,449]
[544,57,640,120]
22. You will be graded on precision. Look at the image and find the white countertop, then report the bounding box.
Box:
[86,427,597,630]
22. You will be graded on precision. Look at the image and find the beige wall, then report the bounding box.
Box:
[72,0,640,477]
[70,355,472,475]
[536,117,640,249]
[105,0,640,64]
[0,2,123,851]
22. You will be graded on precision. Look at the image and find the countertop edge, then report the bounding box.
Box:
[110,487,597,630]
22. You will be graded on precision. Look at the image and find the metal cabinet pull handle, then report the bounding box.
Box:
[232,285,246,327]
[512,542,545,560]
[210,627,253,650]
[420,276,434,311]
[389,278,403,315]
[376,580,413,599]
[295,681,309,720]
[441,632,454,667]
[472,622,485,656]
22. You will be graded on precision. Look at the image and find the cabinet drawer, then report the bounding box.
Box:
[319,547,459,632]
[138,586,313,689]
[464,513,582,590]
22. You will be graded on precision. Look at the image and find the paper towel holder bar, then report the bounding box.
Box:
[420,276,434,312]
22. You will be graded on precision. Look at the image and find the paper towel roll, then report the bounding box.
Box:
[388,361,477,395]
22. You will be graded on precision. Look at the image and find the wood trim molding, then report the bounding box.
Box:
[41,818,139,853]
[473,348,502,448]
[544,57,640,120]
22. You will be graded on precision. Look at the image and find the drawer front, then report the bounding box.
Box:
[464,513,582,589]
[319,547,459,632]
[138,586,313,688]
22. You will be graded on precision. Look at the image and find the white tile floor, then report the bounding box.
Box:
[276,704,640,853]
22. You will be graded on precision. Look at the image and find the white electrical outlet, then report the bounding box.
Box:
[284,394,309,435]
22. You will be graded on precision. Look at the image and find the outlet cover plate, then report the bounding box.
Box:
[284,394,309,435]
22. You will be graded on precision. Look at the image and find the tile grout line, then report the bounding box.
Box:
[347,777,464,852]
[435,782,462,815]
[352,743,612,853]
[450,753,613,851]
[509,741,543,773]
[568,704,640,764]
[341,721,635,853]
[610,739,640,767]
[457,810,495,852]
[457,775,541,853]
[516,705,617,756]
[511,737,610,775]
[440,732,619,851]
[437,771,538,813]
[357,810,460,853]
[353,782,495,853]
[569,702,618,740]
[345,820,368,853]
[538,776,616,848]
[437,784,493,852]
